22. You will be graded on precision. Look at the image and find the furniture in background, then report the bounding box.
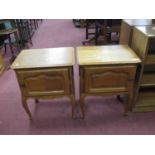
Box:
[119,19,155,46]
[83,19,104,45]
[103,19,121,44]
[82,19,121,45]
[0,20,20,61]
[131,25,155,112]
[77,45,141,118]
[11,47,76,119]
[12,19,42,48]
[0,53,5,75]
[73,19,85,28]
[12,19,33,48]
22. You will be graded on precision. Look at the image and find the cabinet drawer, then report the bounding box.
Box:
[16,68,71,96]
[83,65,136,93]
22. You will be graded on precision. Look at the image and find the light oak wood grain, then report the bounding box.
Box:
[120,19,154,46]
[131,25,155,112]
[11,47,74,69]
[77,45,140,65]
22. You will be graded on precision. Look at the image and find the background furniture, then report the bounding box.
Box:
[12,19,33,48]
[131,25,155,112]
[73,19,85,27]
[119,19,155,46]
[83,19,104,45]
[77,45,141,118]
[103,19,121,44]
[82,19,121,45]
[0,20,20,61]
[12,19,42,48]
[11,47,76,119]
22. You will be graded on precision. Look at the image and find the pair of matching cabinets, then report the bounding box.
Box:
[11,46,141,119]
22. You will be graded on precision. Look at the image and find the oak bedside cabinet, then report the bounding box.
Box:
[11,47,76,119]
[120,19,155,46]
[77,45,141,118]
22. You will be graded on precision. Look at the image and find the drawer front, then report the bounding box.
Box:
[16,68,71,96]
[83,65,136,93]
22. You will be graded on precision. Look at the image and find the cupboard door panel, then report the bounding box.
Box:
[84,66,136,93]
[17,68,70,96]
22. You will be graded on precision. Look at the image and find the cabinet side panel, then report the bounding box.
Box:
[119,20,131,45]
[131,27,148,60]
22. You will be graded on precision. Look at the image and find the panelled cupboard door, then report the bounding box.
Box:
[83,65,136,94]
[16,68,71,97]
[0,54,5,76]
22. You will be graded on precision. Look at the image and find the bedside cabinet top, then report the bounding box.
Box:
[77,45,141,66]
[11,47,74,69]
[135,25,155,37]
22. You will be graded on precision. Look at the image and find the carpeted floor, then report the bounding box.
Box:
[0,19,155,135]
